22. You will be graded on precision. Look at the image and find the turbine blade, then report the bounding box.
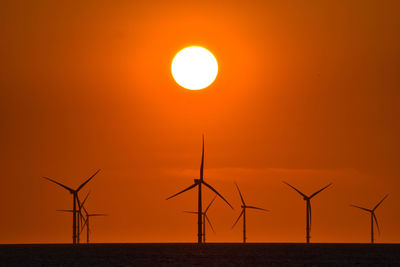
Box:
[76,195,82,210]
[282,181,307,198]
[204,195,217,213]
[81,217,88,229]
[373,213,380,235]
[183,211,198,214]
[56,209,73,212]
[43,177,74,193]
[82,205,89,216]
[235,182,246,206]
[166,183,197,200]
[81,213,88,226]
[79,210,83,229]
[75,195,85,227]
[205,214,215,233]
[373,194,389,211]
[200,134,204,181]
[246,206,269,212]
[309,183,332,199]
[232,210,244,229]
[80,191,91,209]
[80,219,87,234]
[350,204,372,213]
[78,211,86,233]
[202,181,233,209]
[77,169,101,192]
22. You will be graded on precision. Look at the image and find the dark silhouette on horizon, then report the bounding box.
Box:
[81,205,108,244]
[166,135,233,244]
[43,169,100,244]
[57,191,90,243]
[283,181,332,244]
[57,191,107,244]
[351,194,388,244]
[232,183,269,243]
[184,195,217,243]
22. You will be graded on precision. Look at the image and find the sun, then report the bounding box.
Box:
[171,46,218,90]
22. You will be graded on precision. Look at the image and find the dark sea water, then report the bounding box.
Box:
[0,243,399,266]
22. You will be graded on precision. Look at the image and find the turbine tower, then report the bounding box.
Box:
[166,135,233,244]
[43,169,100,244]
[76,191,90,243]
[57,192,90,244]
[283,181,332,244]
[351,194,388,244]
[57,191,90,243]
[184,195,217,243]
[82,205,107,244]
[232,183,269,243]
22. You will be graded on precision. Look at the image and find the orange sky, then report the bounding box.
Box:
[0,0,399,243]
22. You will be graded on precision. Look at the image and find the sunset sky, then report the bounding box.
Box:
[1,1,399,244]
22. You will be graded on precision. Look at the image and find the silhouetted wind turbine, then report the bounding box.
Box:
[351,194,388,244]
[184,195,217,243]
[283,181,332,244]
[57,191,90,243]
[43,169,100,244]
[232,183,269,243]
[166,135,233,244]
[81,205,108,244]
[76,191,91,243]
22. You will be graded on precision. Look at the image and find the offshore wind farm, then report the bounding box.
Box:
[2,135,393,266]
[1,0,400,266]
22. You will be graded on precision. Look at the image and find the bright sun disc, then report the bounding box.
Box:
[171,46,218,90]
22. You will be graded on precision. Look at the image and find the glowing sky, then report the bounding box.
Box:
[0,0,399,244]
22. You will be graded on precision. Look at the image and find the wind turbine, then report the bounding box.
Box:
[75,191,91,243]
[43,169,100,244]
[232,183,269,243]
[81,205,108,244]
[166,135,233,244]
[351,194,388,244]
[184,195,217,243]
[283,181,332,244]
[57,191,90,243]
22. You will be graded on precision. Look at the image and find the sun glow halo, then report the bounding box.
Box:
[171,46,218,90]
